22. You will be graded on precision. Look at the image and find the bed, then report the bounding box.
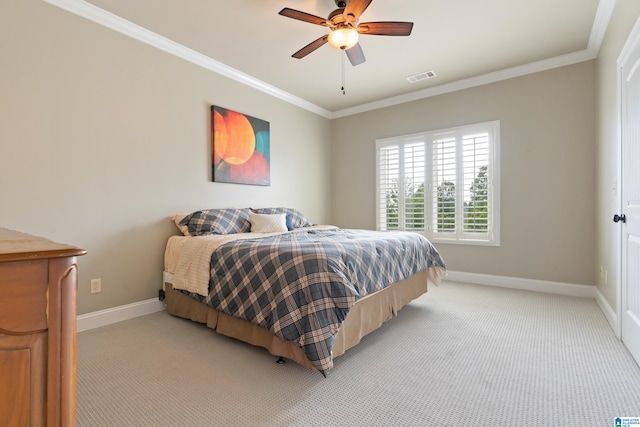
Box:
[163,207,446,376]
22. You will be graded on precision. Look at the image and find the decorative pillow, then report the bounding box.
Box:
[285,214,294,231]
[179,208,251,236]
[250,207,312,230]
[172,214,191,236]
[248,211,288,233]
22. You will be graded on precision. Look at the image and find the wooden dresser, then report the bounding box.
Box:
[0,228,86,427]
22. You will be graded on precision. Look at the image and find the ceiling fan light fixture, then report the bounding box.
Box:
[328,27,359,50]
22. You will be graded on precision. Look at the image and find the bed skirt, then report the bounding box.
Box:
[164,269,429,372]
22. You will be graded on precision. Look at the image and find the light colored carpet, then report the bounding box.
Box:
[76,281,640,426]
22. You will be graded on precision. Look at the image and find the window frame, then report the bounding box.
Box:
[375,120,500,246]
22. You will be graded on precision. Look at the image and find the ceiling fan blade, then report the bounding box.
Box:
[343,0,372,20]
[292,35,329,59]
[357,21,414,36]
[345,42,366,66]
[279,8,330,27]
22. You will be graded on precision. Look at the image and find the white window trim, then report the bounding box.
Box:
[376,121,500,247]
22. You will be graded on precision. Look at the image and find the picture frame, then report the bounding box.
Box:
[211,105,270,186]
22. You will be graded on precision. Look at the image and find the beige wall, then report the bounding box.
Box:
[596,1,640,309]
[3,0,632,316]
[331,62,596,286]
[0,0,331,314]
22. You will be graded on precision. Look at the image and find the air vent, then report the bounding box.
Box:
[406,70,436,83]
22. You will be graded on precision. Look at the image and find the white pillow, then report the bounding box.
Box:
[248,212,288,233]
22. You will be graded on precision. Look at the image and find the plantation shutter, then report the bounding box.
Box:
[431,136,457,235]
[403,140,426,230]
[462,133,490,236]
[377,144,400,230]
[376,120,499,245]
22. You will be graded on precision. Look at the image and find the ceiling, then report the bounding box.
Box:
[77,0,607,116]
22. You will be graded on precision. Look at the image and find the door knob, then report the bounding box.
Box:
[613,214,626,223]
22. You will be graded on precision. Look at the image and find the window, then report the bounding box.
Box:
[376,121,500,245]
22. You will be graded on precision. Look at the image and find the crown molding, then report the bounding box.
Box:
[42,0,333,119]
[331,49,597,118]
[588,0,618,55]
[43,0,614,120]
[331,0,616,118]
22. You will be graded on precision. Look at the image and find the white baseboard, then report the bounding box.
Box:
[595,287,619,337]
[77,298,166,333]
[76,271,600,333]
[445,270,597,298]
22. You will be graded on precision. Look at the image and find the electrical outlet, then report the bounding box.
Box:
[90,278,102,294]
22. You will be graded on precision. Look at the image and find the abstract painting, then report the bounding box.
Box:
[211,105,270,186]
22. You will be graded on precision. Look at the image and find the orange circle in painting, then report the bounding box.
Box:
[213,109,256,165]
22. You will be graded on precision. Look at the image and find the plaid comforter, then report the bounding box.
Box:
[203,228,446,375]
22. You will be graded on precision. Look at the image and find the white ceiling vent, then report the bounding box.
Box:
[406,70,436,83]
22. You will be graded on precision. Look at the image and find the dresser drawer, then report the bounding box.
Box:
[0,260,48,333]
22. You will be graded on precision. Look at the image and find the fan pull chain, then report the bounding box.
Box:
[341,50,346,95]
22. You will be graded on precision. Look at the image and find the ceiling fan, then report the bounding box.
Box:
[278,0,413,66]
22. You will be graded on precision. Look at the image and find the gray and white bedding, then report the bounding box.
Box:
[169,226,446,376]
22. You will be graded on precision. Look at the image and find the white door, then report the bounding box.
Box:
[620,31,640,367]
